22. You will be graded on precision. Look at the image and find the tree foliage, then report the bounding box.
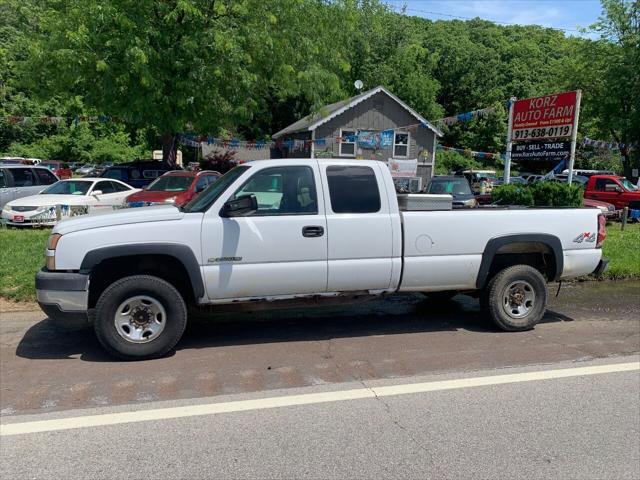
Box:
[0,0,637,173]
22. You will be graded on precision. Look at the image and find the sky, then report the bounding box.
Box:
[386,0,605,38]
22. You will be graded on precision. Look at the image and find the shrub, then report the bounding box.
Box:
[491,184,534,206]
[491,181,584,207]
[530,181,583,207]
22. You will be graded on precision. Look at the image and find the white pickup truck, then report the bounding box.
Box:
[36,159,608,359]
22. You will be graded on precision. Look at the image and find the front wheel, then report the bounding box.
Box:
[482,265,547,331]
[94,275,187,360]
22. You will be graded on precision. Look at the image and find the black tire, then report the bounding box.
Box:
[94,275,187,360]
[482,265,547,331]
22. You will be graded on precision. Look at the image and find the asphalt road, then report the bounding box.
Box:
[1,280,639,478]
[1,357,638,479]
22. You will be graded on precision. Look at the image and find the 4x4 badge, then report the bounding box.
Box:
[573,232,596,243]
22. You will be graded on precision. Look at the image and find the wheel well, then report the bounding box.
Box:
[87,254,195,308]
[486,242,557,283]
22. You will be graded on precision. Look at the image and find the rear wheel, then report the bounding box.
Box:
[94,275,187,360]
[482,265,547,331]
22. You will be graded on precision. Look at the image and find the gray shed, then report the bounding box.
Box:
[272,86,443,182]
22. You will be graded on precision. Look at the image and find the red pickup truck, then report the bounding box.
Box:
[584,174,640,210]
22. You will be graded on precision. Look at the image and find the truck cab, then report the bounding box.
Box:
[584,174,640,210]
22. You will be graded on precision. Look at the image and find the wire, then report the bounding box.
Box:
[388,4,598,34]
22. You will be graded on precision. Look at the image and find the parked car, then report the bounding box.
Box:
[0,165,59,209]
[426,175,477,208]
[2,178,140,226]
[525,174,545,184]
[584,174,640,210]
[102,160,180,188]
[583,198,619,220]
[39,161,73,180]
[125,170,221,207]
[37,159,606,359]
[547,174,589,186]
[76,164,96,176]
[492,176,527,186]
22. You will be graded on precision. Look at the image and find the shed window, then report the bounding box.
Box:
[393,132,409,158]
[339,129,356,157]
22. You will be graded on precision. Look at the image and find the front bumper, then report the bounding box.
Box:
[35,268,89,312]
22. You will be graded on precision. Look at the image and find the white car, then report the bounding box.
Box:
[2,178,140,226]
[36,159,607,359]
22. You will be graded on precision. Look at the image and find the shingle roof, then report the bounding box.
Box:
[272,86,443,138]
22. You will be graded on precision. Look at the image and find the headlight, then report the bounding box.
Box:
[164,196,177,204]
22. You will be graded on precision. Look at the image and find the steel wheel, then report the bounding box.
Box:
[501,281,536,319]
[114,295,166,343]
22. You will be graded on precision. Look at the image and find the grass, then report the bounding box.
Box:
[600,222,640,279]
[0,228,50,303]
[0,223,638,304]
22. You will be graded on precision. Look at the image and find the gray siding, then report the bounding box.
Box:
[312,91,435,178]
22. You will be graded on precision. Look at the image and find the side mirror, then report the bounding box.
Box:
[221,194,258,217]
[92,190,103,197]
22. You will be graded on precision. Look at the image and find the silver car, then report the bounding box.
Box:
[0,165,60,209]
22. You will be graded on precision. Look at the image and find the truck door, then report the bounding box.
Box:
[320,163,394,292]
[201,164,328,300]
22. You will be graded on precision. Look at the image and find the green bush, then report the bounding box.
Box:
[491,184,534,206]
[491,181,584,207]
[529,182,583,207]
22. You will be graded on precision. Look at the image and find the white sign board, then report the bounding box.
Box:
[387,158,418,178]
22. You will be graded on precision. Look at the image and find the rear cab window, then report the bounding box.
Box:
[326,165,381,213]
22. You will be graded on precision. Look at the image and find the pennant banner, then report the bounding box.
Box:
[437,107,496,127]
[437,145,501,160]
[580,137,637,152]
[3,115,121,124]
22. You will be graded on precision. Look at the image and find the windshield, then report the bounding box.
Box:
[147,175,193,192]
[619,177,638,191]
[428,178,472,196]
[182,166,250,213]
[41,181,91,195]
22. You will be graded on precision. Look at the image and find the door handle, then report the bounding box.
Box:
[302,226,324,238]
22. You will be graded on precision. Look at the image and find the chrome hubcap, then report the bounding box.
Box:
[502,281,536,319]
[114,296,166,343]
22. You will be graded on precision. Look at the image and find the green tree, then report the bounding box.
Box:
[588,0,640,179]
[24,0,354,165]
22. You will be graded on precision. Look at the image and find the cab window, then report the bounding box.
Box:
[594,178,617,191]
[232,166,317,215]
[35,168,58,185]
[10,168,35,187]
[326,165,380,213]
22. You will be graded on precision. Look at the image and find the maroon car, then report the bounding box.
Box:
[125,170,220,207]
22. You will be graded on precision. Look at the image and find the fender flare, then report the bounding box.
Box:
[80,243,205,299]
[475,234,563,289]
